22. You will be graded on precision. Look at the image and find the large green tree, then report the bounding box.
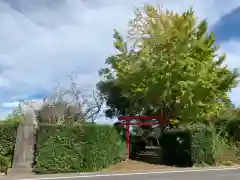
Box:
[98,5,239,123]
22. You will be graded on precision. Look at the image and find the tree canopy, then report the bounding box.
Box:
[98,4,239,123]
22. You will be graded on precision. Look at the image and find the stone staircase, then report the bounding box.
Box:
[133,146,163,164]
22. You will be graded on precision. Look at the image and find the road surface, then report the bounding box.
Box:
[10,167,240,180]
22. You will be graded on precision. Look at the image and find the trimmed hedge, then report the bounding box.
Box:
[0,122,18,172]
[35,124,126,173]
[160,124,229,166]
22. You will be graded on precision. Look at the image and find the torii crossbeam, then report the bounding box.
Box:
[118,115,168,159]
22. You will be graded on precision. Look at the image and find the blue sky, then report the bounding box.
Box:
[0,0,240,122]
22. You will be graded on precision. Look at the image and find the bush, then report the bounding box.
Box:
[160,124,235,167]
[35,124,126,173]
[184,124,234,166]
[186,124,216,165]
[219,119,240,142]
[0,122,18,172]
[227,119,240,142]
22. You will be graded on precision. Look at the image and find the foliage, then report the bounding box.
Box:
[214,105,240,142]
[97,80,132,118]
[185,124,216,165]
[215,118,240,142]
[0,122,18,172]
[35,124,125,173]
[5,105,24,123]
[98,4,239,123]
[158,124,235,166]
[183,124,236,166]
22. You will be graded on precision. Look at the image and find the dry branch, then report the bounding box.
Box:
[37,76,103,124]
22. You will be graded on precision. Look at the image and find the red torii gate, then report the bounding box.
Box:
[118,115,169,159]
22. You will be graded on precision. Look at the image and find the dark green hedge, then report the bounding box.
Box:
[0,122,18,172]
[159,125,222,166]
[160,129,192,166]
[35,124,126,173]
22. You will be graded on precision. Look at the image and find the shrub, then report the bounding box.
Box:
[187,124,216,165]
[0,122,18,172]
[160,124,234,167]
[184,124,234,166]
[224,119,240,142]
[35,124,126,173]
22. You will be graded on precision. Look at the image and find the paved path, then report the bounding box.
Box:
[8,167,240,180]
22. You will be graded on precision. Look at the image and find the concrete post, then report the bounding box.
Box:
[7,102,38,176]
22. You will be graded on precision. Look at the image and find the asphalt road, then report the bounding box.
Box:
[97,169,240,180]
[13,167,240,180]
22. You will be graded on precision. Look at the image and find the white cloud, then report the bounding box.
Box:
[1,101,19,108]
[0,0,240,119]
[220,41,240,70]
[220,40,240,105]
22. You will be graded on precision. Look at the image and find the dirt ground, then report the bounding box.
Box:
[101,160,174,173]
